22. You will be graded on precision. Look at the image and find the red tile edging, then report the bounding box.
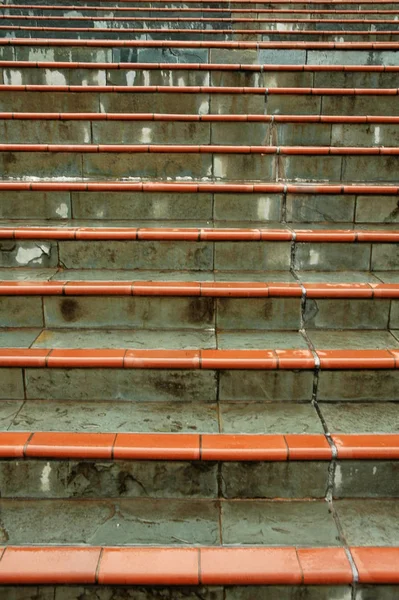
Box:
[1,431,399,461]
[0,545,397,585]
[0,348,398,369]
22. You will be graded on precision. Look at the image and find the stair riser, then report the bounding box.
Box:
[3,18,399,33]
[2,367,399,402]
[2,120,399,148]
[1,240,398,271]
[3,30,398,42]
[4,8,399,19]
[0,296,397,330]
[0,585,397,600]
[3,67,399,88]
[1,191,397,225]
[1,151,399,182]
[2,45,399,66]
[0,459,397,498]
[3,91,399,116]
[4,0,399,8]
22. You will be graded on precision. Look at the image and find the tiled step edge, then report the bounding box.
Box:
[2,61,399,72]
[1,38,399,48]
[1,227,398,243]
[1,348,399,369]
[2,143,399,151]
[1,431,399,460]
[0,182,395,194]
[0,545,397,585]
[2,113,399,124]
[4,25,399,36]
[0,281,398,299]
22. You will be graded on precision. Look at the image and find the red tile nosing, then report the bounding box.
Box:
[4,5,399,16]
[3,112,399,125]
[1,348,399,370]
[4,281,399,298]
[0,432,398,461]
[0,181,397,195]
[0,227,398,244]
[2,545,397,586]
[1,83,399,95]
[350,547,399,584]
[1,37,399,48]
[332,434,399,459]
[4,24,399,36]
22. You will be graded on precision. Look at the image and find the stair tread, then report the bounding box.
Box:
[1,399,398,434]
[0,497,397,547]
[1,327,399,351]
[0,268,395,283]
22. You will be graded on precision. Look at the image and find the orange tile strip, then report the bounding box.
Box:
[1,431,399,461]
[0,182,395,195]
[0,348,398,370]
[2,112,399,124]
[0,227,399,244]
[2,281,398,298]
[4,25,399,35]
[0,545,397,585]
[4,4,399,15]
[1,143,399,151]
[2,61,399,72]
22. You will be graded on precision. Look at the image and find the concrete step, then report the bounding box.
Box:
[3,4,399,20]
[0,182,397,225]
[2,15,399,32]
[0,227,398,271]
[0,431,398,499]
[1,336,399,403]
[1,142,399,182]
[1,39,399,66]
[2,61,399,88]
[1,278,399,330]
[2,25,399,42]
[2,113,399,147]
[2,85,399,115]
[0,544,397,600]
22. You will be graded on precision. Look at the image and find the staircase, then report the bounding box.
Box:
[0,0,398,597]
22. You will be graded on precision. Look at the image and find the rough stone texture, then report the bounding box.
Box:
[0,297,43,328]
[286,194,355,223]
[219,371,314,402]
[214,193,282,222]
[221,462,329,498]
[24,369,218,402]
[333,461,399,498]
[214,242,291,271]
[317,371,399,401]
[0,460,218,499]
[355,196,399,223]
[293,243,371,271]
[58,240,213,270]
[226,587,351,600]
[221,500,341,546]
[217,298,301,330]
[0,191,71,220]
[0,241,58,269]
[354,586,399,600]
[320,402,399,433]
[220,403,324,434]
[72,191,212,221]
[0,587,224,600]
[0,498,220,545]
[0,369,25,400]
[43,296,215,329]
[303,298,391,329]
[372,244,399,271]
[336,499,399,546]
[10,400,219,433]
